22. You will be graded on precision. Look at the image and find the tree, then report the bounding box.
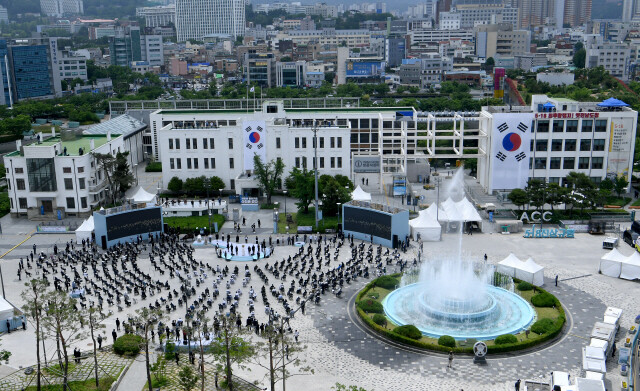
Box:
[484,57,495,72]
[41,289,86,391]
[177,366,199,391]
[285,167,315,214]
[507,188,529,210]
[209,314,254,391]
[253,155,285,205]
[525,179,547,209]
[545,183,569,211]
[21,279,48,391]
[334,174,354,190]
[332,384,370,391]
[614,176,629,197]
[320,177,352,217]
[133,307,165,391]
[209,176,225,193]
[573,48,586,69]
[84,307,111,388]
[253,322,313,391]
[168,176,184,193]
[566,172,596,216]
[113,152,135,195]
[0,114,31,136]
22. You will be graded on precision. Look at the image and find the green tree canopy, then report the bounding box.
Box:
[285,167,316,214]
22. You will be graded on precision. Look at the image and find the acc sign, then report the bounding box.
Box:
[520,211,552,223]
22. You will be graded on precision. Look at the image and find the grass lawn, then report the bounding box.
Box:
[164,214,225,234]
[632,199,640,207]
[25,376,115,391]
[604,196,631,207]
[276,207,341,234]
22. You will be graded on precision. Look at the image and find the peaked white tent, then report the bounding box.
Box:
[599,248,626,278]
[497,253,523,277]
[75,215,94,244]
[456,198,483,222]
[620,251,640,280]
[128,186,157,204]
[497,254,545,286]
[351,186,371,201]
[410,205,441,241]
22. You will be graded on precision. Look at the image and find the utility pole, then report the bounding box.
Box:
[313,124,319,230]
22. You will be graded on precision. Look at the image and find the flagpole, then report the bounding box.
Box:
[246,84,248,114]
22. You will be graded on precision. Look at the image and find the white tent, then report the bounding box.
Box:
[620,251,640,280]
[0,297,14,322]
[496,253,523,277]
[599,248,625,278]
[351,186,371,201]
[128,186,157,204]
[456,198,483,222]
[75,215,94,244]
[515,257,545,286]
[440,197,463,222]
[582,346,607,373]
[409,205,441,241]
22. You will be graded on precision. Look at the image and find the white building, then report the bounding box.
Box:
[586,43,631,81]
[141,35,164,67]
[136,5,176,28]
[175,0,245,42]
[439,12,461,30]
[0,6,9,24]
[40,0,83,17]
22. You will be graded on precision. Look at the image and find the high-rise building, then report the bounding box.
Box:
[110,26,141,68]
[40,0,84,17]
[9,43,56,101]
[0,40,12,106]
[175,0,245,42]
[519,0,553,28]
[136,5,176,28]
[0,6,9,24]
[623,0,640,22]
[563,0,591,27]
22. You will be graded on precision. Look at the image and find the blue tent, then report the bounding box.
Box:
[597,98,630,107]
[543,102,555,109]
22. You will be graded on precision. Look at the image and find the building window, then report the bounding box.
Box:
[170,158,175,170]
[535,139,548,152]
[320,137,324,148]
[338,137,342,148]
[295,138,299,148]
[564,139,576,151]
[551,139,563,151]
[193,158,198,169]
[63,167,72,173]
[595,120,607,132]
[548,177,560,184]
[550,157,561,169]
[330,157,335,168]
[337,157,342,168]
[537,121,549,132]
[330,137,335,148]
[210,138,215,149]
[552,120,564,132]
[192,138,197,149]
[186,138,191,149]
[19,198,27,209]
[302,157,307,169]
[169,139,174,149]
[14,167,23,174]
[176,158,182,169]
[187,158,192,169]
[276,137,281,149]
[64,178,73,190]
[593,139,605,151]
[320,157,324,168]
[203,138,208,149]
[66,197,75,209]
[204,159,209,169]
[534,158,547,169]
[211,158,216,169]
[79,178,85,190]
[566,120,578,132]
[302,138,307,148]
[175,139,180,149]
[81,197,87,209]
[591,157,604,169]
[360,133,370,143]
[77,166,84,173]
[16,178,25,190]
[229,158,234,169]
[578,157,590,169]
[581,120,593,132]
[580,139,591,151]
[295,157,300,168]
[228,138,233,149]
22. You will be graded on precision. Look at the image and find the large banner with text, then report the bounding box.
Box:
[606,117,634,180]
[243,120,266,171]
[490,113,534,190]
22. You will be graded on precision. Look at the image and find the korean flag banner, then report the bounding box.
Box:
[490,113,534,190]
[243,120,266,170]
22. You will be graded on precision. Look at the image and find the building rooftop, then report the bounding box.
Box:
[42,135,113,156]
[83,114,147,138]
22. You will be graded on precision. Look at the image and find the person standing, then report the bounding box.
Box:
[5,319,10,333]
[612,342,617,357]
[97,334,103,350]
[555,275,558,287]
[116,317,121,331]
[448,351,453,368]
[515,379,521,391]
[175,352,180,365]
[112,329,117,342]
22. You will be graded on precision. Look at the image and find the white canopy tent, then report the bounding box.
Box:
[620,251,640,280]
[0,297,14,322]
[409,205,441,241]
[351,186,371,202]
[497,254,545,286]
[128,186,157,204]
[456,198,483,222]
[599,248,626,278]
[75,215,94,244]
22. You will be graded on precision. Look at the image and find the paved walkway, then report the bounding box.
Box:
[117,352,156,391]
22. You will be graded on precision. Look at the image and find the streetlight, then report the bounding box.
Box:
[433,172,443,222]
[337,202,342,232]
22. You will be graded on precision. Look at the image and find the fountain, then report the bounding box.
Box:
[381,168,535,340]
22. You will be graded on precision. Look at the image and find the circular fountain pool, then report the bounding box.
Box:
[382,282,535,340]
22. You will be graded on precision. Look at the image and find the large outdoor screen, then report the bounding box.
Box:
[343,205,392,239]
[105,207,162,240]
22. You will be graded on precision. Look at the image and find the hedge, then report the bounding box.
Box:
[531,318,556,335]
[394,325,422,340]
[113,334,142,356]
[374,275,399,290]
[145,162,162,172]
[355,276,566,354]
[372,314,387,326]
[516,281,534,291]
[494,334,518,345]
[438,335,456,348]
[357,299,383,314]
[531,292,558,308]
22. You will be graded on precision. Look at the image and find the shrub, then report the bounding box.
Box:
[167,176,183,193]
[438,335,456,348]
[531,318,555,335]
[517,281,534,291]
[113,334,142,356]
[357,299,384,314]
[394,325,422,340]
[494,334,518,345]
[531,292,557,308]
[372,314,387,326]
[374,275,399,290]
[145,162,162,172]
[164,341,176,360]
